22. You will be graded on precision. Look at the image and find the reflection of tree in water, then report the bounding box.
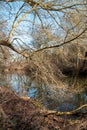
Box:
[0,73,87,111]
[9,74,32,96]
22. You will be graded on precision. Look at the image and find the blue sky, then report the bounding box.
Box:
[1,0,86,54]
[0,1,65,49]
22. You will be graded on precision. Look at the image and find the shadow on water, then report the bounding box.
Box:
[0,73,87,113]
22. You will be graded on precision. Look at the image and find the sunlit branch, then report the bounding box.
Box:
[34,28,87,53]
[0,40,29,57]
[8,3,38,42]
[8,3,26,40]
[5,0,87,12]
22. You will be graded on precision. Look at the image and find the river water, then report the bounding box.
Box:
[0,73,87,112]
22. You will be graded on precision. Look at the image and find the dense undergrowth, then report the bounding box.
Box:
[24,43,87,86]
[0,87,87,130]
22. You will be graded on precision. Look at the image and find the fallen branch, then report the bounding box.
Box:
[46,104,87,116]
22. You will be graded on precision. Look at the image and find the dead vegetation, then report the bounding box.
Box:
[1,43,86,89]
[0,87,87,130]
[23,43,87,87]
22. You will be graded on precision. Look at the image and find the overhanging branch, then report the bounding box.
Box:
[34,28,87,53]
[0,40,29,57]
[5,0,87,12]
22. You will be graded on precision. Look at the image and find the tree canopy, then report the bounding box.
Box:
[0,0,87,58]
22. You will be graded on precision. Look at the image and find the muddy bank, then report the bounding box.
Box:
[0,87,87,130]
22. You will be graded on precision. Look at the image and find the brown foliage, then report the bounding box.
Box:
[24,43,87,87]
[0,87,87,130]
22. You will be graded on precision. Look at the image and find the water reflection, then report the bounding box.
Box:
[0,73,87,112]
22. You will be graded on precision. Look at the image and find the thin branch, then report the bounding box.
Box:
[34,28,87,53]
[6,0,87,12]
[8,3,26,40]
[46,104,87,116]
[8,3,38,42]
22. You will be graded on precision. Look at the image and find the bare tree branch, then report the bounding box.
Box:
[34,28,87,53]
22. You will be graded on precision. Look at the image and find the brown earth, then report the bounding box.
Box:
[0,87,87,130]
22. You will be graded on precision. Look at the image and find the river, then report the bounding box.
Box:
[0,73,87,113]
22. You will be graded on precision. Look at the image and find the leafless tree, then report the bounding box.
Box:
[0,0,87,57]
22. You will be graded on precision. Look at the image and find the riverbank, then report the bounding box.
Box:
[1,44,87,76]
[0,87,87,130]
[3,58,87,76]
